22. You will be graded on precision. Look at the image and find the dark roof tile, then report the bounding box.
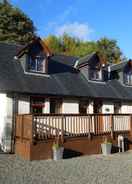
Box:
[0,42,132,101]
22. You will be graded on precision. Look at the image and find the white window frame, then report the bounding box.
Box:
[28,55,46,73]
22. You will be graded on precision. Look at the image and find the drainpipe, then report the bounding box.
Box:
[10,94,18,153]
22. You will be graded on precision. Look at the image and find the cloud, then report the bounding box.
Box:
[55,22,93,40]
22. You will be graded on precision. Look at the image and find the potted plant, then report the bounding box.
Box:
[52,139,64,160]
[101,137,112,155]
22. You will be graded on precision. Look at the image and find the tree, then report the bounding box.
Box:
[44,35,63,54]
[43,34,124,64]
[0,2,36,44]
[96,38,122,64]
[44,34,97,57]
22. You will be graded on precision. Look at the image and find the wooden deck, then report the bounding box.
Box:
[15,114,132,160]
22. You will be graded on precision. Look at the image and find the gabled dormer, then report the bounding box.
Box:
[75,52,107,82]
[123,60,132,85]
[14,37,52,75]
[108,59,132,86]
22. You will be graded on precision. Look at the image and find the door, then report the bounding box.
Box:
[93,100,103,134]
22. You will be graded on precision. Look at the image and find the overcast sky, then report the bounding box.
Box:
[11,0,132,58]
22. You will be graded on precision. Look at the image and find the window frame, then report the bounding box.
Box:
[30,97,45,114]
[27,54,47,74]
[89,67,103,81]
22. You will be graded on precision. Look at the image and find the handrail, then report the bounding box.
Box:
[33,113,132,116]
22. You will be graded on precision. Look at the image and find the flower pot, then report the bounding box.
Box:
[53,147,64,160]
[101,143,112,155]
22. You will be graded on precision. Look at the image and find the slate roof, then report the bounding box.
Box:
[109,61,128,71]
[75,53,96,68]
[0,42,132,101]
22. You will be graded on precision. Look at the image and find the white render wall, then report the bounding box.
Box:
[102,102,114,114]
[0,94,13,152]
[18,97,51,114]
[0,94,7,145]
[121,103,132,114]
[18,96,30,114]
[62,100,79,114]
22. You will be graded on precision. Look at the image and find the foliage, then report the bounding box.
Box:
[44,35,63,54]
[52,142,60,150]
[102,136,112,144]
[0,2,36,44]
[96,38,122,64]
[44,34,124,64]
[0,1,124,64]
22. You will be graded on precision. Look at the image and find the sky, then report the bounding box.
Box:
[10,0,132,58]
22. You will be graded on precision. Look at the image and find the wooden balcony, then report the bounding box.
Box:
[15,114,132,160]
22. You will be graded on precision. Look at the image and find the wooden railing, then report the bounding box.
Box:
[15,114,132,142]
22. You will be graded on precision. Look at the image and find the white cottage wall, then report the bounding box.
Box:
[0,94,13,152]
[102,102,114,114]
[18,96,30,114]
[121,103,132,114]
[62,100,79,114]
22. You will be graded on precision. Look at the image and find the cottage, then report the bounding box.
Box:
[0,37,132,159]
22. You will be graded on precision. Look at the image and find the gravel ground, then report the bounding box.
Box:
[0,152,132,184]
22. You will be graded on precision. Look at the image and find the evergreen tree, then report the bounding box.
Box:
[0,2,36,44]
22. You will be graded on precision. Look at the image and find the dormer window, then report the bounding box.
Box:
[124,71,132,85]
[123,60,132,86]
[28,54,46,73]
[89,68,102,81]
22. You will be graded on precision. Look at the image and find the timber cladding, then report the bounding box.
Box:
[15,114,132,160]
[15,132,132,161]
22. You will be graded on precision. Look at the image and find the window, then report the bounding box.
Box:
[89,68,102,81]
[79,101,88,114]
[123,61,132,86]
[31,97,45,114]
[114,102,121,114]
[28,55,46,73]
[93,100,102,113]
[124,72,132,86]
[50,99,62,114]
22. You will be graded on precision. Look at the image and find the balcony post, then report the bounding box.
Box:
[130,115,132,137]
[31,114,34,143]
[61,115,65,144]
[110,114,114,139]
